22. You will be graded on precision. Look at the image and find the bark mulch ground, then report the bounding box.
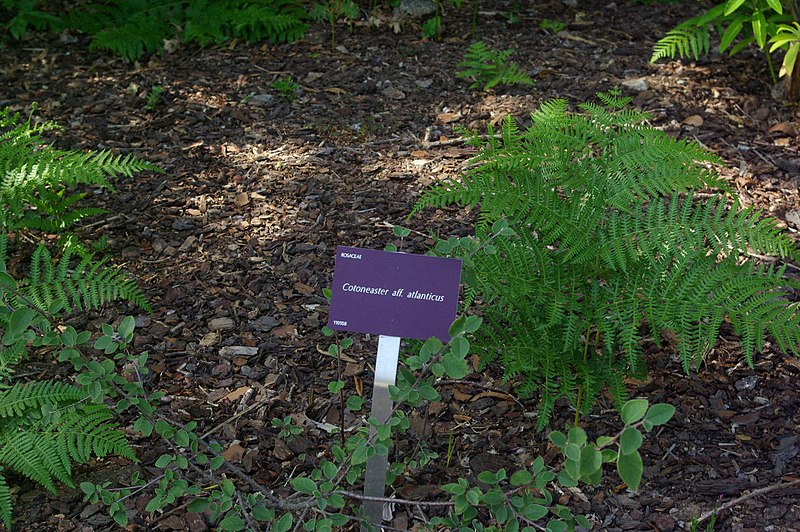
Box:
[1,0,799,530]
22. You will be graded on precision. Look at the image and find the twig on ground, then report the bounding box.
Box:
[695,478,800,525]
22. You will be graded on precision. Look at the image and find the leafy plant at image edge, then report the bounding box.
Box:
[651,0,800,93]
[0,103,157,527]
[1,105,161,236]
[412,89,800,428]
[0,236,150,526]
[2,0,310,62]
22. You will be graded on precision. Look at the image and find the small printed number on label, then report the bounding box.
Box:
[333,320,347,326]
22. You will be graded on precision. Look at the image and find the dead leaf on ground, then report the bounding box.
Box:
[682,114,704,127]
[768,122,797,136]
[222,442,246,462]
[273,324,297,337]
[437,112,461,124]
[234,192,250,207]
[223,386,252,402]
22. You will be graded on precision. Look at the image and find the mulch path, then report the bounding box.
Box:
[2,0,800,530]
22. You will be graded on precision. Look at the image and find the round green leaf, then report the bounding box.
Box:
[557,469,577,487]
[272,513,293,532]
[346,395,364,411]
[510,469,532,486]
[119,315,135,339]
[442,352,468,379]
[218,512,245,531]
[187,498,210,513]
[548,430,567,447]
[451,336,469,357]
[579,446,602,477]
[646,403,675,426]
[617,450,644,492]
[291,477,317,495]
[9,307,34,336]
[565,457,580,480]
[0,272,17,290]
[477,470,497,484]
[567,426,587,446]
[619,427,643,455]
[620,399,649,425]
[565,443,581,462]
[481,490,504,506]
[327,380,345,394]
[134,417,153,436]
[523,504,548,521]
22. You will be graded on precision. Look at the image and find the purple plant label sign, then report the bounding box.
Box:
[328,246,462,341]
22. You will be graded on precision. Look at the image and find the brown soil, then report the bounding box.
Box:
[2,1,800,530]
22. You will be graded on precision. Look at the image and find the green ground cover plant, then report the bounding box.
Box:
[412,89,800,428]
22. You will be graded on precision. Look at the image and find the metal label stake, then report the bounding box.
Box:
[362,335,401,530]
[326,246,462,531]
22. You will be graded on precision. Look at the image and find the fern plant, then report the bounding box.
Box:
[456,41,534,91]
[412,90,800,428]
[1,105,160,236]
[69,0,308,61]
[1,0,61,40]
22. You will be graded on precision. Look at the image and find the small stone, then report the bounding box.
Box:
[234,192,250,207]
[219,345,259,357]
[250,315,280,331]
[178,235,197,251]
[382,86,405,100]
[621,78,649,92]
[248,93,273,106]
[208,317,236,331]
[200,331,220,346]
[400,0,436,17]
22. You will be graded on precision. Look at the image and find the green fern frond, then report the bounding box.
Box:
[0,343,25,384]
[89,20,171,62]
[0,381,136,501]
[65,0,309,61]
[651,25,712,62]
[650,3,726,63]
[1,105,160,235]
[0,381,84,418]
[457,41,534,91]
[19,245,150,313]
[57,405,136,463]
[0,472,11,529]
[0,429,64,492]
